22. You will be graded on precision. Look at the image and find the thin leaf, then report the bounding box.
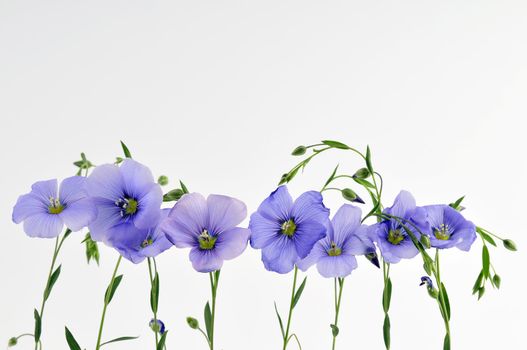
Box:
[105,275,123,304]
[274,302,285,338]
[482,246,490,278]
[120,141,132,158]
[383,314,390,349]
[478,230,497,247]
[353,177,375,189]
[382,278,392,313]
[443,333,451,350]
[157,331,168,350]
[100,336,139,347]
[323,165,339,189]
[441,283,451,321]
[150,272,159,314]
[180,180,189,194]
[472,271,484,295]
[204,302,212,341]
[365,145,373,173]
[292,277,307,309]
[321,140,350,149]
[44,265,61,301]
[34,309,41,342]
[64,327,82,350]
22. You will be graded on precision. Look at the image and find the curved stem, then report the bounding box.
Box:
[434,250,451,347]
[208,270,221,350]
[331,278,345,350]
[147,258,159,348]
[282,266,298,350]
[35,230,70,350]
[95,255,123,350]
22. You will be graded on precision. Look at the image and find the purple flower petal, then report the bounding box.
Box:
[343,227,375,255]
[385,190,416,218]
[12,193,48,224]
[133,185,163,229]
[23,213,64,238]
[59,197,97,231]
[87,164,124,200]
[215,227,250,260]
[293,220,327,258]
[297,242,326,271]
[163,193,208,248]
[249,212,281,249]
[256,186,293,222]
[116,246,148,264]
[30,179,58,203]
[207,195,247,234]
[106,222,148,250]
[291,191,329,225]
[261,235,298,274]
[189,248,224,273]
[120,159,156,198]
[331,204,362,246]
[316,254,358,278]
[88,199,122,242]
[59,176,88,204]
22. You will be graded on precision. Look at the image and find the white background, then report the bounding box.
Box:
[1,1,526,349]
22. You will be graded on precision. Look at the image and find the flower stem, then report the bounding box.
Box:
[282,266,298,350]
[95,255,123,350]
[208,270,221,350]
[35,229,70,350]
[331,278,345,350]
[382,261,391,350]
[147,258,159,348]
[433,249,451,349]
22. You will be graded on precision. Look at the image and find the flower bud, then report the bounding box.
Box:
[353,168,370,179]
[8,337,17,347]
[291,145,307,156]
[158,175,169,186]
[420,235,431,249]
[149,319,166,334]
[341,188,365,204]
[503,239,517,251]
[186,317,199,330]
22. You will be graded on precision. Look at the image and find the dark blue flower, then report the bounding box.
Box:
[149,319,166,334]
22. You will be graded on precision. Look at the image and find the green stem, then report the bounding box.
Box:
[95,255,123,350]
[434,250,451,347]
[208,270,220,350]
[147,258,159,348]
[35,230,70,350]
[331,278,345,350]
[282,266,298,350]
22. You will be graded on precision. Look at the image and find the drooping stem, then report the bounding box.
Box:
[331,278,345,350]
[147,258,159,348]
[35,229,70,350]
[95,255,123,350]
[433,249,451,349]
[208,270,221,350]
[282,266,299,350]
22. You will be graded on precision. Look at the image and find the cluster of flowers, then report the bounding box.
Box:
[8,141,516,350]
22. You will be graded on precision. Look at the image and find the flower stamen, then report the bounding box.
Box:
[328,242,342,256]
[48,197,64,214]
[199,229,217,250]
[281,219,296,237]
[388,229,404,245]
[434,223,451,240]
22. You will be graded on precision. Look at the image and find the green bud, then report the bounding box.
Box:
[186,317,199,329]
[291,145,307,156]
[341,188,358,202]
[428,288,438,299]
[163,189,184,202]
[353,168,370,179]
[493,274,501,289]
[503,239,517,251]
[420,235,431,249]
[330,324,339,337]
[115,157,124,164]
[158,175,169,186]
[477,286,485,300]
[8,337,17,347]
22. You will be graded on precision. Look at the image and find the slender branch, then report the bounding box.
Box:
[282,266,299,350]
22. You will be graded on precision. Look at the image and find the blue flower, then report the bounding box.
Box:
[12,176,96,238]
[423,205,476,251]
[297,204,376,278]
[249,186,329,274]
[369,191,429,264]
[86,159,163,251]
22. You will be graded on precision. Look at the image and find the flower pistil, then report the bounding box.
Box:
[198,229,217,250]
[281,219,296,236]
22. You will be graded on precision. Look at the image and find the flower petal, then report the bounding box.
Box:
[88,199,123,242]
[249,212,281,249]
[343,227,376,255]
[385,190,416,218]
[297,241,326,271]
[163,193,208,247]
[291,191,329,225]
[23,213,64,238]
[215,227,250,260]
[261,235,298,274]
[87,164,124,200]
[106,222,148,250]
[133,185,162,229]
[30,179,58,203]
[331,204,362,246]
[120,159,157,198]
[59,176,88,204]
[317,254,358,278]
[189,248,223,273]
[207,195,247,234]
[293,220,327,258]
[256,186,293,222]
[12,193,48,224]
[59,197,97,231]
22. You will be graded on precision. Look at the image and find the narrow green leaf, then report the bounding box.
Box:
[204,302,212,341]
[482,246,490,278]
[157,331,168,350]
[323,165,339,189]
[100,336,139,347]
[150,273,160,314]
[493,274,501,289]
[330,324,339,337]
[441,283,451,321]
[478,286,486,300]
[383,314,390,349]
[477,229,497,247]
[44,265,61,301]
[472,271,484,295]
[105,275,123,304]
[64,327,82,350]
[274,302,285,338]
[84,233,100,265]
[443,333,451,350]
[34,309,41,342]
[180,180,189,194]
[365,145,373,173]
[120,141,132,158]
[292,277,307,309]
[321,140,350,149]
[353,177,375,189]
[382,278,392,313]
